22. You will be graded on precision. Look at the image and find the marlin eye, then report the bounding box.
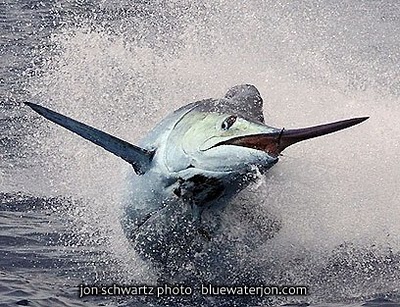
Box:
[221,115,237,130]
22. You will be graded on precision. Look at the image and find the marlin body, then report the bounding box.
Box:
[24,84,368,270]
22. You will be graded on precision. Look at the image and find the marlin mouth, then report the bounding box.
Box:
[215,117,369,156]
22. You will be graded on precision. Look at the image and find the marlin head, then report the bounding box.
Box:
[209,116,369,157]
[164,85,368,175]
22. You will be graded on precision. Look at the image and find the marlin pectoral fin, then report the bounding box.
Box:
[24,102,154,175]
[190,203,202,224]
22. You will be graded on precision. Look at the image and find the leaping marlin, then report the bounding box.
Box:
[24,84,368,267]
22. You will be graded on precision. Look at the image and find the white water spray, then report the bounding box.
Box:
[6,0,400,303]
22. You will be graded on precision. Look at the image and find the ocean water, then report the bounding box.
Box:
[1,0,400,306]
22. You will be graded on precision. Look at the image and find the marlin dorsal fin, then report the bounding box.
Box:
[24,102,154,175]
[224,84,265,123]
[192,84,265,124]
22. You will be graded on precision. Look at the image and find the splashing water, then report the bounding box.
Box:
[2,0,400,306]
